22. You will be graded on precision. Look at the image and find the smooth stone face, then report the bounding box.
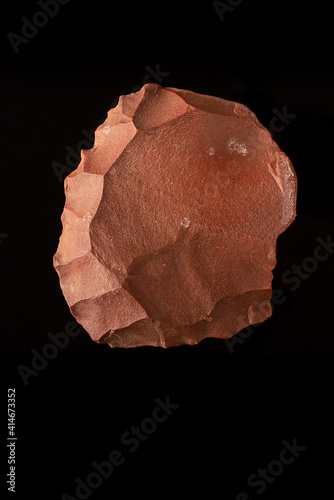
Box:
[53,83,297,348]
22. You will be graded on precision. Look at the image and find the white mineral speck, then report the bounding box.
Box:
[181,217,191,228]
[83,212,93,222]
[227,138,248,156]
[101,125,112,135]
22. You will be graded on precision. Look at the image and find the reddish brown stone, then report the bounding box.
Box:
[53,83,297,348]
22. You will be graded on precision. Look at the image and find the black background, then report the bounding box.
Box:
[1,0,333,498]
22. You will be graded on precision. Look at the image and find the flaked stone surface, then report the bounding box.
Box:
[53,83,297,348]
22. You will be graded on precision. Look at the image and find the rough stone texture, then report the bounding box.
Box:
[53,83,297,348]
